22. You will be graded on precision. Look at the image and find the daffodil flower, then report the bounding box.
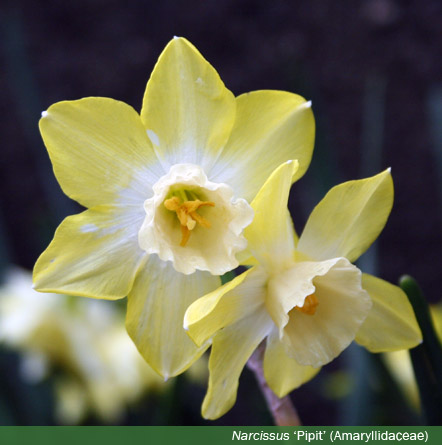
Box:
[184,161,422,419]
[0,268,167,424]
[32,37,315,379]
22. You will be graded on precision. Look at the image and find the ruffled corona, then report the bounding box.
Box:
[271,258,372,368]
[138,164,254,275]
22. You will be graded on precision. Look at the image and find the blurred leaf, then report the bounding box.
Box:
[220,270,236,285]
[340,344,374,425]
[427,85,442,197]
[400,275,442,425]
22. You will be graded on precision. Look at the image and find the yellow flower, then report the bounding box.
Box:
[185,161,422,419]
[0,267,167,424]
[32,37,315,379]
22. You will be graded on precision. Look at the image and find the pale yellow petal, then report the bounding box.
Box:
[33,206,145,299]
[431,303,442,340]
[244,160,298,271]
[141,37,235,171]
[184,267,267,347]
[210,90,315,202]
[40,98,162,208]
[126,256,220,379]
[283,258,371,367]
[382,350,419,408]
[264,328,320,398]
[202,308,273,419]
[355,274,422,352]
[236,249,259,267]
[297,169,393,263]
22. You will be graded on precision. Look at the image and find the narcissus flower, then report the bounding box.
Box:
[185,161,422,419]
[0,268,167,424]
[33,37,315,378]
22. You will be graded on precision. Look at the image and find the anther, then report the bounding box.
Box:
[295,293,319,315]
[164,196,215,246]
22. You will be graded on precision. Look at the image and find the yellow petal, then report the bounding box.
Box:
[40,97,162,208]
[184,267,267,347]
[202,308,273,419]
[297,169,393,263]
[141,37,235,170]
[264,328,320,398]
[382,350,419,408]
[355,273,422,352]
[236,249,259,267]
[125,256,220,379]
[210,90,315,202]
[283,258,371,367]
[33,206,145,299]
[244,160,298,271]
[431,303,442,340]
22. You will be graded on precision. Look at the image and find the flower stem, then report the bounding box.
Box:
[246,343,302,426]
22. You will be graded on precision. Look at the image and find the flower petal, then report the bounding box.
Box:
[244,160,298,271]
[126,256,220,379]
[210,90,315,202]
[264,328,320,398]
[202,307,273,419]
[141,37,235,171]
[355,273,422,352]
[33,206,145,299]
[283,258,371,367]
[40,98,162,208]
[184,267,267,347]
[297,169,393,263]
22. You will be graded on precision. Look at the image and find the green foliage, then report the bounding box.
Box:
[400,276,442,425]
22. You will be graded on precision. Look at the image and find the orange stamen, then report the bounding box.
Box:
[164,196,215,246]
[295,293,319,315]
[180,225,191,247]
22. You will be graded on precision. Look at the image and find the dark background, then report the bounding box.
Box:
[0,0,441,426]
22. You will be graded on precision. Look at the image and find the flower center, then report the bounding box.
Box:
[295,293,319,315]
[164,195,215,247]
[138,164,254,275]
